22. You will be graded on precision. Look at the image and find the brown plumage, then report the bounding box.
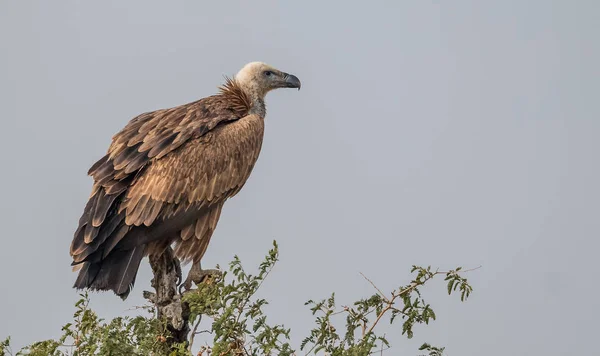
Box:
[70,62,301,298]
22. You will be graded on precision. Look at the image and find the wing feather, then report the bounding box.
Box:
[126,195,149,226]
[125,114,263,213]
[92,192,118,227]
[143,200,163,226]
[180,223,195,241]
[175,203,224,263]
[113,145,141,170]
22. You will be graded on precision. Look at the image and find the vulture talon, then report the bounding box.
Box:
[172,257,182,286]
[178,262,222,295]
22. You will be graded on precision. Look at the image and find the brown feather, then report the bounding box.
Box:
[72,212,126,263]
[218,77,252,114]
[113,144,140,170]
[143,200,163,226]
[92,191,119,227]
[180,223,195,241]
[93,162,116,185]
[195,235,211,263]
[176,203,224,263]
[88,154,109,176]
[83,195,101,243]
[194,215,210,240]
[104,179,130,195]
[70,224,87,256]
[122,154,148,175]
[125,194,150,226]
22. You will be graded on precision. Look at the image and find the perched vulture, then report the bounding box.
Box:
[70,62,301,299]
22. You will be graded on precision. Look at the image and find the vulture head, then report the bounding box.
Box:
[234,62,301,100]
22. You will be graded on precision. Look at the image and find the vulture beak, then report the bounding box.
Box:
[282,73,301,90]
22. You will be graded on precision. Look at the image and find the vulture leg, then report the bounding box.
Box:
[173,256,182,286]
[179,261,222,294]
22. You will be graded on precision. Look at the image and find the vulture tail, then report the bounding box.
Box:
[73,245,146,300]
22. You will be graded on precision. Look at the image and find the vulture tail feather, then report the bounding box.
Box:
[73,245,146,300]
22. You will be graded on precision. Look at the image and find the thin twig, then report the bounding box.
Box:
[188,314,203,352]
[359,272,391,303]
[331,306,349,316]
[363,266,481,336]
[368,346,390,355]
[436,265,483,274]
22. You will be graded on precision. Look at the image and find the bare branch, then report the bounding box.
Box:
[188,314,203,352]
[360,272,391,303]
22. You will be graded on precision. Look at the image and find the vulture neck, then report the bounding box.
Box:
[220,78,266,118]
[235,78,267,117]
[245,93,266,117]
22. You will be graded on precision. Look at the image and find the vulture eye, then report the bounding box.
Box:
[264,70,273,77]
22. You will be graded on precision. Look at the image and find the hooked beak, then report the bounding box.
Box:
[282,72,301,90]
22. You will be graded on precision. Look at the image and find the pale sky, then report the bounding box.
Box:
[1,1,599,355]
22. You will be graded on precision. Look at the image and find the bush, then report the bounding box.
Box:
[1,241,476,355]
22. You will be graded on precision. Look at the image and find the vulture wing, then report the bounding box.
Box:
[70,80,262,298]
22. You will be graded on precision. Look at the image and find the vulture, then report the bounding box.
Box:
[70,62,301,299]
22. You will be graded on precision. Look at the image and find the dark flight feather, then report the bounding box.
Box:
[72,211,126,263]
[87,154,109,176]
[122,154,148,175]
[73,245,145,299]
[112,144,142,170]
[91,191,118,227]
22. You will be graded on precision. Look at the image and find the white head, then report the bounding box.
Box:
[234,62,301,100]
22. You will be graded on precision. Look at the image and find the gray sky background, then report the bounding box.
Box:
[1,1,599,355]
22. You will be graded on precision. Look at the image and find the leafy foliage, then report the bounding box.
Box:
[299,265,475,355]
[1,241,476,355]
[418,343,445,356]
[0,293,178,356]
[183,241,294,355]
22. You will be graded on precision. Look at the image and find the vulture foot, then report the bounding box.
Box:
[179,262,222,294]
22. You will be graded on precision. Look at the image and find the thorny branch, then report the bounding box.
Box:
[363,266,481,337]
[302,264,480,354]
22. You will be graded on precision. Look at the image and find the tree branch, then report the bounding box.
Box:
[145,247,190,346]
